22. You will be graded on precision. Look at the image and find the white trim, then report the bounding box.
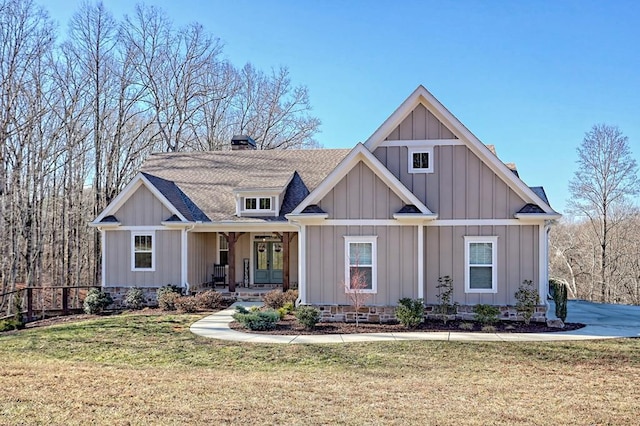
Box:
[380,139,463,147]
[241,196,275,214]
[326,219,404,226]
[427,219,522,227]
[539,223,551,304]
[344,236,378,294]
[417,225,424,299]
[182,223,300,232]
[93,173,187,224]
[292,143,433,215]
[298,224,306,304]
[464,236,498,294]
[363,85,559,215]
[118,226,167,231]
[408,147,434,174]
[100,229,106,287]
[514,213,562,222]
[131,230,156,272]
[180,228,187,288]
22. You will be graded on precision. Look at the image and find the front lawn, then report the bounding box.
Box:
[1,312,639,425]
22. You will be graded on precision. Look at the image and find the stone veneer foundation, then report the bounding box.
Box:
[103,286,160,309]
[313,304,548,323]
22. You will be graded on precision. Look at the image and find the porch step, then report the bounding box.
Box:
[221,290,266,303]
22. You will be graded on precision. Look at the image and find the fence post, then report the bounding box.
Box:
[62,287,69,315]
[26,288,33,321]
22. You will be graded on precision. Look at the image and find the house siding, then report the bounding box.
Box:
[373,145,527,219]
[424,225,539,306]
[115,184,173,225]
[187,232,216,286]
[384,103,457,140]
[104,229,182,287]
[318,161,404,219]
[306,225,418,306]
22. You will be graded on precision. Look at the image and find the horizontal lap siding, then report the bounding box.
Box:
[423,225,539,305]
[115,185,172,225]
[373,146,528,220]
[105,230,182,287]
[306,225,417,306]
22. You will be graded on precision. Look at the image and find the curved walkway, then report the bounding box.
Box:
[189,302,640,344]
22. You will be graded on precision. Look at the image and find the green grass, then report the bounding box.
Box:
[1,312,639,425]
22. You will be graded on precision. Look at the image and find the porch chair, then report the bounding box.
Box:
[212,264,226,287]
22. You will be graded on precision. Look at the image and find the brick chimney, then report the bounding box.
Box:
[231,135,257,150]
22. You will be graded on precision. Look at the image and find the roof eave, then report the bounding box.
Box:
[514,213,562,223]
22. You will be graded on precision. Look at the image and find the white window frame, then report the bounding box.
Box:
[464,236,498,293]
[218,234,229,266]
[242,196,273,212]
[131,231,155,271]
[344,236,377,294]
[408,147,434,174]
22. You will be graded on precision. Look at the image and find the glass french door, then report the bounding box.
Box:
[254,242,284,284]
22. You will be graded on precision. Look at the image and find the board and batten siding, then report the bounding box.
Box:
[115,184,173,225]
[374,145,527,220]
[104,230,182,287]
[187,232,216,286]
[318,161,405,219]
[306,225,418,306]
[385,103,458,140]
[424,225,539,306]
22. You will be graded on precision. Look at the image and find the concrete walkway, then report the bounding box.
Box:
[189,301,640,344]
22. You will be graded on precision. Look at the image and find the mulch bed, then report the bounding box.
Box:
[229,315,585,335]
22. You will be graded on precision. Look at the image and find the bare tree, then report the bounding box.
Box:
[568,124,639,302]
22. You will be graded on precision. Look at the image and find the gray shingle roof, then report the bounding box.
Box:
[529,186,550,206]
[140,149,351,222]
[517,203,546,214]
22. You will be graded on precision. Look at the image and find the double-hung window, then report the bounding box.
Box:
[464,236,498,293]
[132,231,155,271]
[344,236,377,293]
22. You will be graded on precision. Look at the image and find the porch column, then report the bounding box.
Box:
[227,232,242,292]
[282,232,290,291]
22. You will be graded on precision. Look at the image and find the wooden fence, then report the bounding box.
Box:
[0,286,100,322]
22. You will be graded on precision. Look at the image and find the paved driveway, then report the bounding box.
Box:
[566,300,640,327]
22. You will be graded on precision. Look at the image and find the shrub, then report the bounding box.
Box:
[232,307,280,331]
[0,318,24,332]
[157,285,182,311]
[283,289,298,305]
[195,290,224,310]
[83,288,113,314]
[473,304,500,325]
[175,296,198,313]
[481,325,497,333]
[282,301,295,314]
[550,278,568,322]
[459,322,474,331]
[515,279,539,325]
[435,275,457,323]
[262,289,286,309]
[124,287,146,310]
[277,307,288,320]
[295,306,321,329]
[395,298,424,328]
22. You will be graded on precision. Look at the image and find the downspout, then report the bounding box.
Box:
[540,221,554,319]
[417,224,424,300]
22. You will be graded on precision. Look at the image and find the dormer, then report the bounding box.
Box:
[234,188,286,217]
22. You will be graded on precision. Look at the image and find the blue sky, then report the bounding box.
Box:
[43,0,640,214]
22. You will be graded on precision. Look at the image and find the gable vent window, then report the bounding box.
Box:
[408,147,434,173]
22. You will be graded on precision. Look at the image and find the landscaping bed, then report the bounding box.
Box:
[229,314,585,335]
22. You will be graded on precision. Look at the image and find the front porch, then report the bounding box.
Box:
[188,230,299,293]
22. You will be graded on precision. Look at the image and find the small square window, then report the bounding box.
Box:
[245,198,257,210]
[259,197,271,210]
[408,147,434,173]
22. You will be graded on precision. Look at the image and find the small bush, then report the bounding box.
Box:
[0,318,24,332]
[277,307,288,320]
[435,275,457,323]
[473,304,500,325]
[83,288,113,314]
[283,289,298,305]
[195,290,224,310]
[125,287,146,310]
[157,285,182,311]
[295,306,321,329]
[459,322,474,331]
[262,290,286,309]
[515,279,538,325]
[481,325,497,333]
[550,278,568,322]
[232,307,280,331]
[395,298,424,328]
[282,301,295,314]
[175,296,198,313]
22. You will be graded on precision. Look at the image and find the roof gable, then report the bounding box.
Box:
[93,173,188,225]
[364,85,558,215]
[292,144,434,216]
